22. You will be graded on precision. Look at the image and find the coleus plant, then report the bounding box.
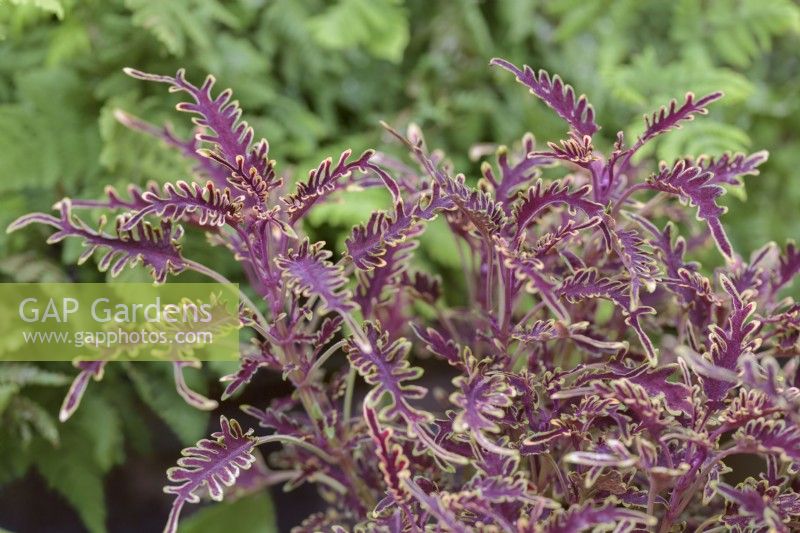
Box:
[9,58,800,532]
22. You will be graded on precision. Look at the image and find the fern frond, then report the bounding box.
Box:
[124,0,238,57]
[0,364,69,387]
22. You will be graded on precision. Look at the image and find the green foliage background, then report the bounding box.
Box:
[0,0,798,531]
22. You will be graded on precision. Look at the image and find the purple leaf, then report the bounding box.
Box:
[163,416,258,533]
[541,500,655,533]
[564,439,636,468]
[120,180,243,231]
[638,91,723,147]
[390,126,506,238]
[695,150,769,186]
[346,322,466,465]
[59,361,106,422]
[283,149,376,224]
[363,403,412,513]
[220,341,281,401]
[647,160,733,259]
[490,58,598,137]
[451,369,516,456]
[576,362,693,415]
[482,133,552,203]
[703,276,762,406]
[544,134,597,166]
[411,324,463,369]
[276,239,356,315]
[69,182,159,211]
[607,217,658,308]
[555,266,661,362]
[511,319,557,344]
[773,241,800,294]
[717,482,790,532]
[9,200,185,283]
[736,418,800,462]
[403,477,467,532]
[399,270,441,304]
[123,68,272,184]
[355,238,418,317]
[512,179,603,241]
[558,268,626,303]
[500,242,570,321]
[438,173,506,238]
[703,463,725,505]
[345,201,420,271]
[346,322,429,425]
[532,217,602,258]
[594,378,671,435]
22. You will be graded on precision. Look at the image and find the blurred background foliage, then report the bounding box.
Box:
[0,0,799,531]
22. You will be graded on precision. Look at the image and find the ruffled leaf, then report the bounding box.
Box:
[450,370,517,456]
[283,149,375,223]
[276,239,356,315]
[345,200,420,271]
[703,275,762,406]
[346,322,465,464]
[540,500,655,533]
[512,179,603,241]
[695,150,769,186]
[491,58,598,137]
[647,160,733,259]
[363,403,412,514]
[606,218,659,308]
[163,416,258,533]
[639,91,723,147]
[123,68,273,185]
[120,180,243,231]
[736,418,800,462]
[10,200,185,283]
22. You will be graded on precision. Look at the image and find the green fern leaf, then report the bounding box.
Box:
[307,0,409,62]
[124,0,239,57]
[0,364,70,387]
[5,0,63,19]
[708,0,800,67]
[12,395,59,446]
[125,362,209,444]
[33,438,107,533]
